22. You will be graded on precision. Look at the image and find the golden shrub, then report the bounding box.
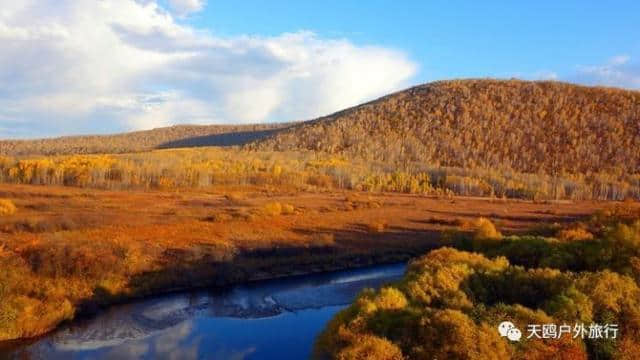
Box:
[224,193,246,205]
[472,217,502,240]
[367,222,386,233]
[556,227,594,241]
[336,334,405,360]
[0,199,17,216]
[271,164,283,177]
[263,202,282,216]
[418,309,510,360]
[281,203,295,215]
[375,287,408,310]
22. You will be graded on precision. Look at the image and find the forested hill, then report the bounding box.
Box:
[3,79,639,178]
[249,79,640,176]
[0,123,291,156]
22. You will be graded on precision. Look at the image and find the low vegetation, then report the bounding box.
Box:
[3,183,465,341]
[318,212,640,359]
[1,179,619,342]
[0,199,16,216]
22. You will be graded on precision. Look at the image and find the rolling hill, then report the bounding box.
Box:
[2,79,639,179]
[0,123,291,156]
[250,79,640,176]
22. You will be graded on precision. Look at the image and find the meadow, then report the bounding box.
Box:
[0,173,621,341]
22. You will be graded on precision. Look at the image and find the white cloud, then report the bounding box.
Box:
[573,55,640,89]
[0,0,417,138]
[609,55,630,66]
[499,69,558,82]
[531,70,558,80]
[168,0,206,17]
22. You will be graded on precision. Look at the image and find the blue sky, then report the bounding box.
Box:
[0,1,639,138]
[186,0,640,83]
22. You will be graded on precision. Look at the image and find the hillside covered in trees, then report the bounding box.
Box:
[0,123,290,156]
[2,79,639,200]
[251,79,640,177]
[4,79,640,179]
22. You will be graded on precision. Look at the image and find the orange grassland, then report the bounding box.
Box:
[0,183,630,341]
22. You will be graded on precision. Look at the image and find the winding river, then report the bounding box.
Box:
[1,263,406,359]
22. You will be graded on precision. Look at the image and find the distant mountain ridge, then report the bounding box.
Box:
[0,123,292,156]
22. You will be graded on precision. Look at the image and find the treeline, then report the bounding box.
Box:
[0,123,290,156]
[318,212,640,359]
[0,148,639,200]
[251,79,640,177]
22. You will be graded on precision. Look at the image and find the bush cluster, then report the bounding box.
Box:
[319,216,640,359]
[0,199,16,216]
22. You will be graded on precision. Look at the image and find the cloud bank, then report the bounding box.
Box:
[573,55,640,89]
[0,0,417,138]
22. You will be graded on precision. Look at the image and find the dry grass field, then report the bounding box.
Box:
[0,181,631,341]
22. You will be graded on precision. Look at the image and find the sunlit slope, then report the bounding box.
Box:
[250,79,640,176]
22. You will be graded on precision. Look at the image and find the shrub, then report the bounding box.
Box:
[556,227,594,241]
[281,203,295,215]
[0,199,17,216]
[418,309,510,360]
[224,193,247,205]
[367,222,386,233]
[263,202,282,216]
[375,287,408,310]
[2,216,78,233]
[336,334,404,360]
[607,221,640,248]
[23,237,126,279]
[471,217,502,243]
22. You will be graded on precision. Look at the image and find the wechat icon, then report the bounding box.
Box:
[498,321,522,342]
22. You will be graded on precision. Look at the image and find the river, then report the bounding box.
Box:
[1,263,406,359]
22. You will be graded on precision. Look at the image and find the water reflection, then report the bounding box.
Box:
[2,263,405,360]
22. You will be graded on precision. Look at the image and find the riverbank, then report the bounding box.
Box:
[2,262,408,359]
[0,184,620,341]
[0,241,427,342]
